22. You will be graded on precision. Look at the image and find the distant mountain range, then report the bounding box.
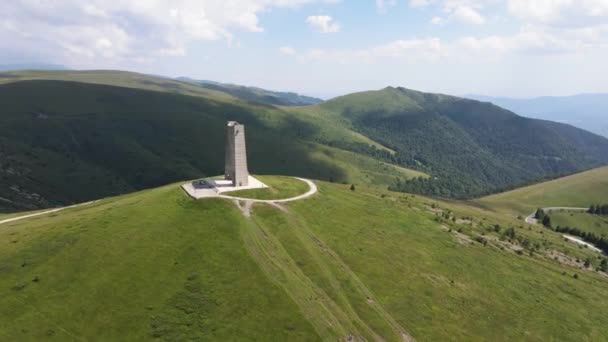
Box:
[468,94,608,138]
[0,63,67,71]
[177,77,323,106]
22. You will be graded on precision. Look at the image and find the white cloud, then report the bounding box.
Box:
[306,15,341,33]
[301,38,443,63]
[430,16,444,24]
[451,5,485,24]
[0,0,338,67]
[409,0,435,8]
[508,0,608,25]
[279,46,297,55]
[300,22,607,64]
[409,0,486,25]
[377,0,398,13]
[376,0,397,13]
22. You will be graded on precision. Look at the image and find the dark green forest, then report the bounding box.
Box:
[321,87,608,198]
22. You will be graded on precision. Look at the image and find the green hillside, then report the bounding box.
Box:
[551,211,608,237]
[0,79,421,213]
[478,166,608,216]
[316,87,608,198]
[0,70,235,101]
[1,177,607,340]
[2,71,608,212]
[178,78,323,106]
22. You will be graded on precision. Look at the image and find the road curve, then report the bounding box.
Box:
[218,177,318,203]
[525,207,588,225]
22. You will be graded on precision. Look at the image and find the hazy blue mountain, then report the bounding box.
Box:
[0,63,67,71]
[468,94,608,138]
[178,77,323,106]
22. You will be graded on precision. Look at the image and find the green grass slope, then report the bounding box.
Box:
[551,211,608,237]
[0,185,318,340]
[316,87,608,198]
[0,70,235,101]
[477,166,608,216]
[0,80,423,213]
[1,177,607,340]
[177,78,323,106]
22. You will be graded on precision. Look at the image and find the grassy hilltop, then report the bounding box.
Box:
[1,175,607,341]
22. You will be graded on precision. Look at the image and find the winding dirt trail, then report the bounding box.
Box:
[0,201,97,227]
[219,178,318,203]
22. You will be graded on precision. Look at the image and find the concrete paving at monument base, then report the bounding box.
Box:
[182,175,268,199]
[181,176,318,203]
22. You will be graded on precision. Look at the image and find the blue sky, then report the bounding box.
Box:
[1,1,608,98]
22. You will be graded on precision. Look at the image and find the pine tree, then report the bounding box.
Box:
[542,215,552,228]
[535,208,545,220]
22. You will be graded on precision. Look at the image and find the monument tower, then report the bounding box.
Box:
[224,121,249,186]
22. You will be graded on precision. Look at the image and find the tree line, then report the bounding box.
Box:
[587,204,608,216]
[535,208,608,255]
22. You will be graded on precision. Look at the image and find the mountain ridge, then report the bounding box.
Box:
[0,70,607,211]
[467,93,608,138]
[177,77,323,106]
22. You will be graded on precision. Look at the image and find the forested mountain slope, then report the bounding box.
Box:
[317,87,608,198]
[1,71,607,211]
[0,79,420,212]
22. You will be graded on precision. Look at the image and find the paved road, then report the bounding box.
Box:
[524,206,604,253]
[218,178,318,203]
[525,207,588,224]
[0,201,97,226]
[563,235,603,253]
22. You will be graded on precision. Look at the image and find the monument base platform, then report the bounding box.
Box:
[181,175,268,199]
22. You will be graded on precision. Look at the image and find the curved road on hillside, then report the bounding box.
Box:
[524,207,604,253]
[524,207,588,224]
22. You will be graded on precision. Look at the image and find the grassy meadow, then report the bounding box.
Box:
[1,176,607,340]
[477,166,608,216]
[551,211,608,237]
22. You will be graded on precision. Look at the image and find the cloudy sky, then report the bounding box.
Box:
[1,0,608,98]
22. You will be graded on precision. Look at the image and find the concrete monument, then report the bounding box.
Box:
[224,121,249,186]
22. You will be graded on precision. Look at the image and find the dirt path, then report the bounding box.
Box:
[219,178,318,204]
[227,178,317,217]
[0,201,97,227]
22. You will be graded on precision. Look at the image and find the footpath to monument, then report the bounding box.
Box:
[181,176,318,203]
